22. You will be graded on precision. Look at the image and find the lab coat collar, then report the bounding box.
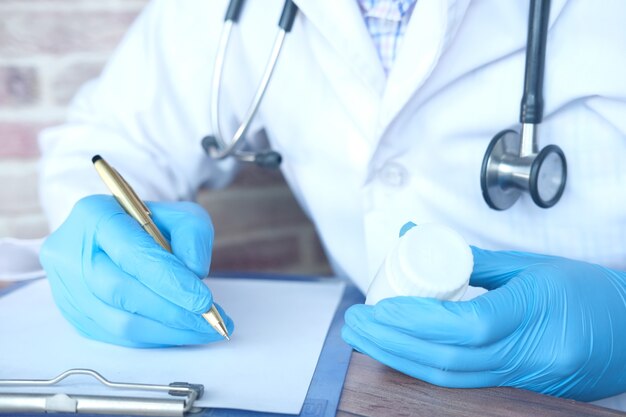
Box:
[292,0,568,144]
[293,0,471,140]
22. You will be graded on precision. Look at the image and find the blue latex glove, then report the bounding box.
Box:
[40,194,234,348]
[343,245,626,401]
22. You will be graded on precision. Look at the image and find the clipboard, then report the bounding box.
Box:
[0,274,364,417]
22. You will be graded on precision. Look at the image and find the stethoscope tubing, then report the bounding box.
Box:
[519,0,551,157]
[208,0,297,161]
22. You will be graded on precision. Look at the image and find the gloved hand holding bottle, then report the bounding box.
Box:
[40,194,233,348]
[343,245,626,401]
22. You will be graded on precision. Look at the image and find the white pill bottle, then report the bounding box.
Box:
[366,223,475,305]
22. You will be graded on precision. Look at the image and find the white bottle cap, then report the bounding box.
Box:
[366,223,473,304]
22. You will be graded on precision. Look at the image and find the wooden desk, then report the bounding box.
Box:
[338,353,626,417]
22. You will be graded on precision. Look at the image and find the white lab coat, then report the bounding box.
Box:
[39,0,626,409]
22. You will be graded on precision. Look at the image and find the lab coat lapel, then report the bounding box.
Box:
[377,0,569,134]
[293,0,386,140]
[294,0,385,92]
[378,0,470,133]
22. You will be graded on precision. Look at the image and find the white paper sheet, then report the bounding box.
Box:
[0,238,45,281]
[0,277,345,414]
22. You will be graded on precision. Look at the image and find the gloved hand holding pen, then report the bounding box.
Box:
[343,246,626,401]
[40,195,234,348]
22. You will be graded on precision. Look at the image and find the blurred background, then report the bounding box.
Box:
[0,0,331,276]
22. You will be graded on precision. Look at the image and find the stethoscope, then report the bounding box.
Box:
[201,0,298,169]
[201,0,567,211]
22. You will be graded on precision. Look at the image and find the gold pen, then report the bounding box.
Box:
[92,154,230,341]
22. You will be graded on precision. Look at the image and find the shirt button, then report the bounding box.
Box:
[378,162,408,187]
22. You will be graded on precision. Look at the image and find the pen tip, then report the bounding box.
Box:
[225,335,231,341]
[92,154,102,164]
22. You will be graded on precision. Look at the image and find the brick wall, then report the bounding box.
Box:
[0,0,331,276]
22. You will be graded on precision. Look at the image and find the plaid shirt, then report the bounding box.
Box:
[357,0,417,75]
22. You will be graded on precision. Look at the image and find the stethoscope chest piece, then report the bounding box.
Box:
[481,0,568,210]
[481,129,567,210]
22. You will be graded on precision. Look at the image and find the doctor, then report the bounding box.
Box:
[38,0,626,407]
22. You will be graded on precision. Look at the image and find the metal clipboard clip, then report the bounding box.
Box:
[0,368,204,417]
